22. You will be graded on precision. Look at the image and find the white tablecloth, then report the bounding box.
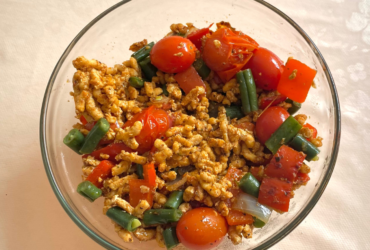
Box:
[1,0,369,249]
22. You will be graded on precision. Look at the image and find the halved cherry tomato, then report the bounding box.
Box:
[129,179,154,207]
[225,167,244,189]
[176,208,228,250]
[86,160,115,188]
[150,36,196,73]
[258,177,293,212]
[303,123,317,141]
[277,58,317,103]
[203,27,258,82]
[89,143,132,162]
[143,162,156,188]
[187,24,213,50]
[259,94,287,110]
[174,66,206,94]
[226,210,254,226]
[243,47,284,90]
[264,145,306,182]
[255,106,289,145]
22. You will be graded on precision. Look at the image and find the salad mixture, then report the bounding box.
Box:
[64,22,322,249]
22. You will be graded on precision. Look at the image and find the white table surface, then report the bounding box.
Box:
[1,0,369,249]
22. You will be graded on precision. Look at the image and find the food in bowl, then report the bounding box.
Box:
[63,22,322,250]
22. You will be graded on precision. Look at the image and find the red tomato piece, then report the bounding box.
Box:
[258,178,293,212]
[225,167,244,189]
[129,179,154,207]
[176,208,228,250]
[255,106,289,145]
[174,66,206,94]
[187,24,213,50]
[226,210,254,226]
[150,36,196,73]
[277,59,317,103]
[264,145,306,182]
[302,123,317,141]
[203,27,258,82]
[86,160,115,188]
[296,172,310,185]
[243,47,284,90]
[249,166,263,182]
[89,143,132,162]
[143,162,156,188]
[259,95,287,110]
[79,115,88,125]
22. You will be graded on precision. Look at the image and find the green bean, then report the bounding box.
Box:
[243,69,258,112]
[239,173,260,198]
[237,71,251,114]
[136,164,144,179]
[131,42,154,62]
[163,227,179,250]
[225,106,244,119]
[106,207,141,231]
[265,116,302,154]
[162,84,169,96]
[164,191,184,209]
[139,57,157,81]
[208,101,221,118]
[193,58,211,79]
[129,76,144,88]
[253,217,266,228]
[79,118,110,154]
[63,128,85,154]
[143,209,182,226]
[174,33,186,37]
[285,98,302,115]
[77,181,102,202]
[289,134,320,161]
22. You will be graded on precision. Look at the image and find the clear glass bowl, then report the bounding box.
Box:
[40,0,341,249]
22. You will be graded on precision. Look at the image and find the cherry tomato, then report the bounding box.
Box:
[255,106,289,145]
[242,47,284,90]
[150,36,196,73]
[203,27,258,82]
[187,24,213,50]
[176,208,228,250]
[173,66,206,94]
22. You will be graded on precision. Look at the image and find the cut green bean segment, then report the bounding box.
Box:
[239,173,260,198]
[79,118,110,154]
[193,58,211,79]
[106,207,141,231]
[163,227,179,250]
[237,71,251,114]
[253,217,266,228]
[162,84,169,96]
[243,69,258,112]
[265,116,302,154]
[129,76,144,88]
[136,164,144,179]
[131,42,154,62]
[63,128,85,154]
[226,106,244,119]
[289,134,320,161]
[143,209,183,226]
[285,98,302,115]
[139,57,158,81]
[77,181,102,202]
[164,191,184,209]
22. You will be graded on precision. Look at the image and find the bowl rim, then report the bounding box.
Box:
[39,0,341,249]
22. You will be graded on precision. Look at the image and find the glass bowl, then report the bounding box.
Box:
[40,0,341,249]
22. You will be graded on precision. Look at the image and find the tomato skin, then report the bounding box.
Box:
[259,94,287,109]
[264,145,306,182]
[174,66,206,94]
[234,121,255,132]
[86,160,115,188]
[203,27,258,82]
[187,24,212,50]
[302,123,317,141]
[176,208,228,250]
[129,179,154,207]
[243,47,284,90]
[150,36,196,73]
[226,210,254,226]
[225,167,244,189]
[255,106,289,145]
